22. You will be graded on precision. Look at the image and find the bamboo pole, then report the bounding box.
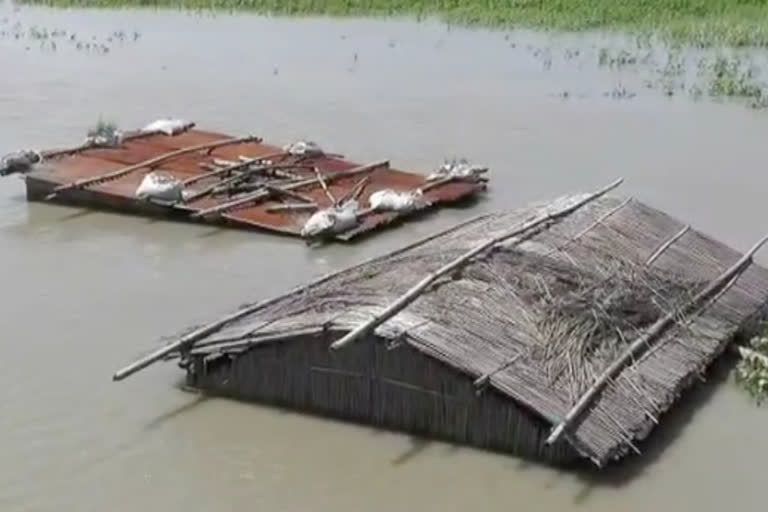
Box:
[314,167,337,205]
[263,184,315,204]
[645,225,690,265]
[190,160,389,219]
[545,233,768,445]
[473,353,523,391]
[329,178,625,351]
[111,209,491,382]
[266,203,319,213]
[45,135,261,200]
[183,160,253,187]
[336,176,370,205]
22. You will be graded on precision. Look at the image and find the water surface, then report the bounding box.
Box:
[2,4,768,512]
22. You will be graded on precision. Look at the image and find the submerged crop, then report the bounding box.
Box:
[20,0,768,48]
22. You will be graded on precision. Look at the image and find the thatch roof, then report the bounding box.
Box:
[173,181,768,466]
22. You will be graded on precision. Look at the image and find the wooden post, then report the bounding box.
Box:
[329,178,625,351]
[545,233,768,446]
[45,135,261,199]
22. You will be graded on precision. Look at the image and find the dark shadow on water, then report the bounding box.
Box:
[143,394,208,432]
[58,208,96,221]
[392,436,431,466]
[567,352,737,505]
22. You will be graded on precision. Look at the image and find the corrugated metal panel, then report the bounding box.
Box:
[24,128,485,241]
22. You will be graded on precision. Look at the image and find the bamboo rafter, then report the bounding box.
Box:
[545,233,768,446]
[111,211,492,381]
[329,178,625,351]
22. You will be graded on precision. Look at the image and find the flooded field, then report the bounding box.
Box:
[2,2,768,511]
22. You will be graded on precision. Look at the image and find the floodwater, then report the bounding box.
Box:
[2,3,768,511]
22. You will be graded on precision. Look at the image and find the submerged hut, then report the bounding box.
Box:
[115,179,768,467]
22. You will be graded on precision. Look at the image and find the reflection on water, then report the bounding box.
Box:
[2,3,768,512]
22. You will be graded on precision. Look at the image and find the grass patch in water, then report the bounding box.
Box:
[18,0,768,48]
[735,328,768,405]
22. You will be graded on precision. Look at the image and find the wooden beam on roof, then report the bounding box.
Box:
[111,210,491,382]
[545,233,768,446]
[329,177,625,351]
[473,353,523,393]
[541,197,633,259]
[645,225,690,265]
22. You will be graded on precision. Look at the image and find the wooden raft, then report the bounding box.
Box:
[14,127,487,241]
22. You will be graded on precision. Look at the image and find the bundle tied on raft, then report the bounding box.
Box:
[368,188,428,213]
[283,140,325,157]
[135,172,184,202]
[0,150,43,176]
[301,199,360,238]
[140,118,195,136]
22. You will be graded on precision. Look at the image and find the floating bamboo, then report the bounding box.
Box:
[111,209,491,382]
[545,233,768,446]
[45,135,261,200]
[329,178,625,351]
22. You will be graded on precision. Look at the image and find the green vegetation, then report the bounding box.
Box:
[20,0,768,48]
[735,329,768,405]
[87,118,119,138]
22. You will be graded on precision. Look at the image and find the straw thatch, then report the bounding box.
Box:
[172,187,768,467]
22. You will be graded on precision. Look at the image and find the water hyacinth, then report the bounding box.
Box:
[734,332,768,405]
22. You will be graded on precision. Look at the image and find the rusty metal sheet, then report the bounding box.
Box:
[22,128,486,241]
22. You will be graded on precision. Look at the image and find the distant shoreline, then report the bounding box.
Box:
[19,0,768,48]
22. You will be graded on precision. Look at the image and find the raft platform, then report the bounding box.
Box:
[6,124,487,241]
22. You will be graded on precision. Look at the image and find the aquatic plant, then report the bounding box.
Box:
[734,330,768,405]
[700,56,762,98]
[19,0,768,48]
[86,117,123,146]
[598,48,638,69]
[87,118,118,138]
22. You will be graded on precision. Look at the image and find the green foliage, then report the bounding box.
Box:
[87,117,120,139]
[19,0,768,48]
[735,330,768,405]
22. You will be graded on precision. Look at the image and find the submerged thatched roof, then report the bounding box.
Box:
[180,182,768,466]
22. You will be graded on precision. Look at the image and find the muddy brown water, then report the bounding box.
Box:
[2,3,768,511]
